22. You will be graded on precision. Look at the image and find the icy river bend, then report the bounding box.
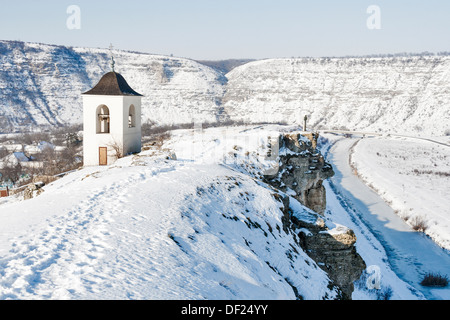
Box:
[325,137,450,300]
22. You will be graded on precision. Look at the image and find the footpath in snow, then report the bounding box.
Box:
[0,125,448,300]
[0,143,338,300]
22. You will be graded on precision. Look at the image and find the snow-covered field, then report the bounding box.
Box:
[349,136,450,251]
[0,127,346,300]
[0,125,447,300]
[320,134,450,300]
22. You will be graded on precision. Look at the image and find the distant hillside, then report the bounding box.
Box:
[0,40,226,132]
[196,59,255,74]
[222,56,450,136]
[0,40,449,136]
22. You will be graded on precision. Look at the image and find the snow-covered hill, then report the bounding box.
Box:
[223,57,450,136]
[1,40,450,136]
[0,40,226,131]
[0,125,424,300]
[0,138,340,300]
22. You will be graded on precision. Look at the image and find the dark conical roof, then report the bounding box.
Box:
[82,72,143,96]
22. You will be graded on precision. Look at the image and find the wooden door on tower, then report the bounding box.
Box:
[99,147,108,166]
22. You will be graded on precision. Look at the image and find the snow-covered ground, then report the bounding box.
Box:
[349,136,450,251]
[162,124,292,178]
[321,134,450,300]
[0,127,344,300]
[0,125,447,300]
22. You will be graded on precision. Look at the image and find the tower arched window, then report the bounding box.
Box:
[96,105,110,134]
[128,104,136,128]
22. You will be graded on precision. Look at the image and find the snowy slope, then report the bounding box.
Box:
[223,57,450,136]
[0,41,225,131]
[349,136,450,250]
[1,40,450,136]
[0,125,433,300]
[0,147,339,300]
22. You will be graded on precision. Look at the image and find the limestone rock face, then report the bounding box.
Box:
[23,181,46,200]
[266,133,366,299]
[293,214,366,299]
[265,133,333,215]
[24,183,43,200]
[23,184,36,200]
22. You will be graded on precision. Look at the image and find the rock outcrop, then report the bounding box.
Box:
[265,132,333,215]
[291,212,366,300]
[266,132,365,299]
[23,182,44,200]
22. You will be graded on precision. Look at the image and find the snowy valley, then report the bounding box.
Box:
[1,40,450,136]
[0,40,449,301]
[1,125,447,300]
[349,135,450,251]
[0,126,355,300]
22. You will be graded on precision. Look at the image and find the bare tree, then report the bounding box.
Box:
[0,159,23,186]
[107,138,124,160]
[58,144,80,171]
[0,146,8,159]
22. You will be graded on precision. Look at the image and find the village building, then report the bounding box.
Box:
[82,70,143,166]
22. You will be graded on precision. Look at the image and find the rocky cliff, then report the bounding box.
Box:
[264,132,333,215]
[266,132,365,299]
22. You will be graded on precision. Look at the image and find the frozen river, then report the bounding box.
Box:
[326,137,450,300]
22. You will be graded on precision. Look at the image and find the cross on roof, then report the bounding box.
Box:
[109,43,115,72]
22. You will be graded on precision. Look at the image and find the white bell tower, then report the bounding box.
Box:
[82,56,143,166]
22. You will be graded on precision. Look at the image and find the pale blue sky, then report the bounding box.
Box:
[0,0,449,60]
